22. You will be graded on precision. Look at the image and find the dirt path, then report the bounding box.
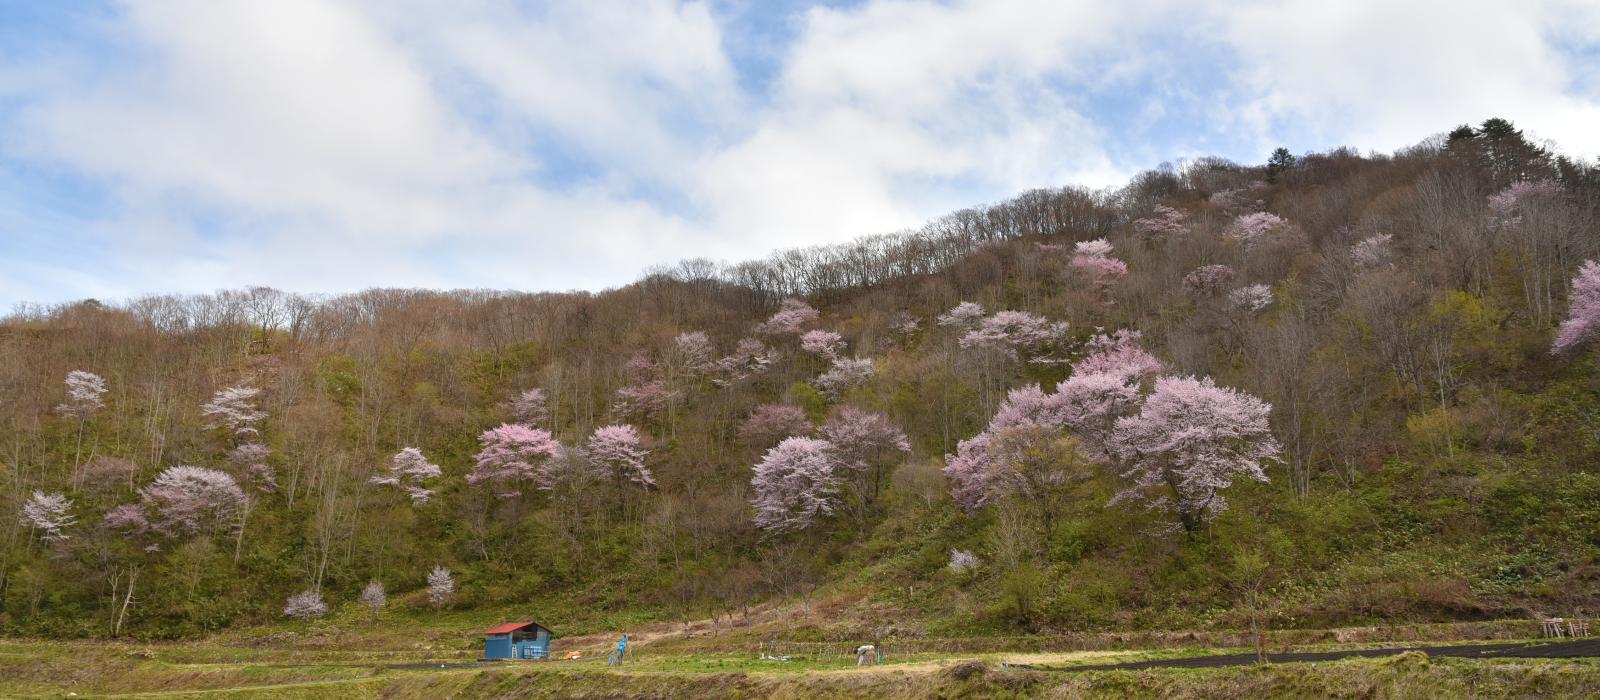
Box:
[1022,638,1600,672]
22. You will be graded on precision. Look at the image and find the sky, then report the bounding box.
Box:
[2,0,1599,308]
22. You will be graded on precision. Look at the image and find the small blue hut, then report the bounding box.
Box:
[482,621,553,660]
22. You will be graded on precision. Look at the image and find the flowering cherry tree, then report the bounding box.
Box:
[139,465,247,538]
[427,566,455,606]
[1554,260,1600,355]
[59,370,108,474]
[713,338,775,386]
[505,388,548,426]
[1183,265,1236,296]
[1075,330,1162,382]
[57,370,107,419]
[1488,179,1562,223]
[1227,212,1286,249]
[756,298,820,336]
[813,357,875,398]
[821,407,909,501]
[959,310,1069,364]
[284,589,328,619]
[20,491,75,543]
[612,380,674,423]
[1133,205,1188,238]
[1074,238,1114,258]
[227,443,277,492]
[889,312,921,337]
[586,424,654,502]
[1110,376,1279,533]
[673,331,716,373]
[739,404,814,450]
[360,580,386,619]
[1350,233,1393,268]
[371,447,443,505]
[800,329,846,359]
[948,548,979,573]
[1052,372,1144,457]
[201,386,267,438]
[1229,285,1274,314]
[750,437,841,534]
[468,424,564,497]
[936,301,986,331]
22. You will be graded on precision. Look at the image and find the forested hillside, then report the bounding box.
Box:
[5,119,1600,640]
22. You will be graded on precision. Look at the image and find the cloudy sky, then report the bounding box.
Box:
[3,0,1599,308]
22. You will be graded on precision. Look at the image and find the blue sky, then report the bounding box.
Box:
[2,0,1599,308]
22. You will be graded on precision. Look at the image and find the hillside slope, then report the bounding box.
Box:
[3,118,1600,640]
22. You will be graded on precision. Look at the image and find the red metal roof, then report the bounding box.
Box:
[483,621,547,634]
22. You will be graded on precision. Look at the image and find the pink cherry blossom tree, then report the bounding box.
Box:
[936,301,986,331]
[20,491,75,543]
[820,406,910,502]
[1350,233,1393,269]
[371,447,443,505]
[750,437,841,534]
[713,338,775,386]
[284,589,328,619]
[1488,179,1562,224]
[360,580,386,620]
[813,357,875,398]
[139,465,247,538]
[612,380,675,424]
[1554,260,1600,355]
[58,370,107,476]
[800,329,846,360]
[943,431,997,510]
[505,388,549,426]
[1074,330,1162,382]
[201,386,267,439]
[1133,205,1188,238]
[586,424,653,512]
[1229,284,1274,314]
[1227,212,1286,249]
[959,310,1069,364]
[227,443,277,493]
[468,424,564,498]
[673,331,717,374]
[1074,238,1114,258]
[1182,265,1236,297]
[1110,376,1279,533]
[756,298,820,336]
[83,456,139,492]
[739,404,814,450]
[427,565,455,606]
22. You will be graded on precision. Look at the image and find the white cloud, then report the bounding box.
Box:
[1,0,1597,306]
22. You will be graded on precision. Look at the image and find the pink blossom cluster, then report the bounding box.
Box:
[936,301,986,331]
[673,331,717,373]
[958,310,1069,364]
[283,589,328,619]
[201,386,268,437]
[1182,265,1236,296]
[586,424,653,489]
[56,370,107,419]
[1227,212,1286,249]
[1350,233,1393,269]
[739,404,814,450]
[137,465,247,538]
[1229,284,1273,314]
[813,357,875,398]
[1109,376,1279,525]
[1553,260,1600,355]
[505,388,549,426]
[20,491,75,542]
[750,436,840,533]
[468,424,565,497]
[1075,330,1163,382]
[756,298,820,336]
[371,447,443,505]
[712,338,775,386]
[1133,205,1189,238]
[1488,179,1562,223]
[612,380,675,422]
[800,329,846,360]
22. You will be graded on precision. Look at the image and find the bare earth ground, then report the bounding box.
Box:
[5,613,1600,699]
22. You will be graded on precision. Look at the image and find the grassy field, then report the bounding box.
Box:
[5,610,1600,699]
